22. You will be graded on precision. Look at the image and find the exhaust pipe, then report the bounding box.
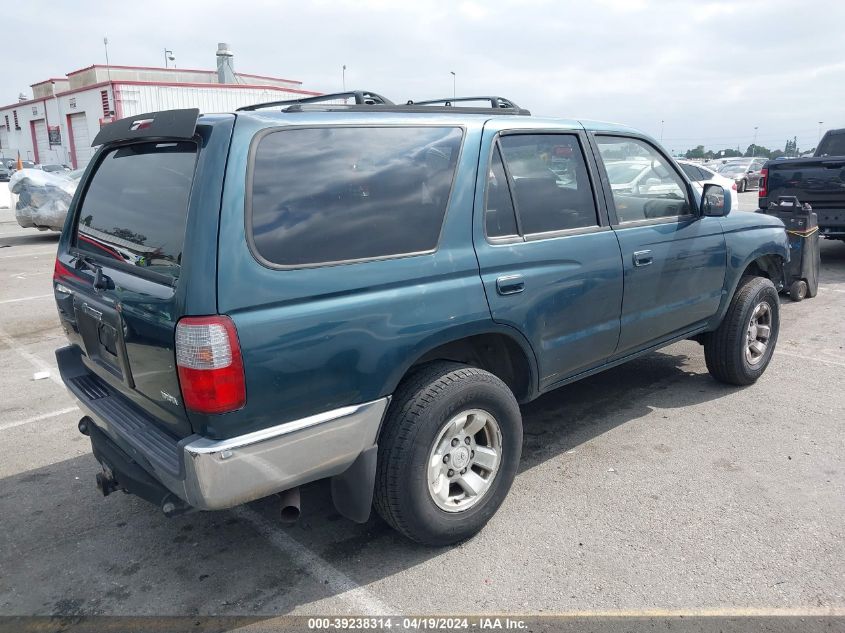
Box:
[278,487,301,524]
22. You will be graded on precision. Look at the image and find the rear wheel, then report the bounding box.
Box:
[374,362,522,546]
[704,276,780,385]
[738,179,747,193]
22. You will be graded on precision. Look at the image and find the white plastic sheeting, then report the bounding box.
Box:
[10,168,81,231]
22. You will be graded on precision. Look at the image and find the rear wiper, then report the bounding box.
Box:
[74,255,114,290]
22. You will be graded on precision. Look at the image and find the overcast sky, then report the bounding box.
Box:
[5,0,843,153]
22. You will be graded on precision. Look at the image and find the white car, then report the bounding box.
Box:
[677,160,740,211]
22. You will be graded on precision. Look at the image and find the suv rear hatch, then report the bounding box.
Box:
[54,113,233,438]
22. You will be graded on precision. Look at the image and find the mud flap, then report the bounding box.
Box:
[330,444,378,523]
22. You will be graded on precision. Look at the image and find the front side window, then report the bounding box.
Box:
[596,136,691,222]
[250,126,463,267]
[498,134,599,234]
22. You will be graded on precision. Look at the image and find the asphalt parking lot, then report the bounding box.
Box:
[0,192,843,621]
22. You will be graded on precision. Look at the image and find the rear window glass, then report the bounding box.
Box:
[249,126,463,267]
[817,133,845,156]
[74,141,196,279]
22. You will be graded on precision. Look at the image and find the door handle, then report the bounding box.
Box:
[633,250,653,267]
[496,275,525,295]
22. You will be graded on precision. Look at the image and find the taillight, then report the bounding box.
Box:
[175,316,246,414]
[758,167,768,198]
[53,259,82,282]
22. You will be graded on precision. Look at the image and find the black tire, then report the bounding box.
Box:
[789,280,808,302]
[738,179,747,193]
[704,276,780,385]
[374,361,522,546]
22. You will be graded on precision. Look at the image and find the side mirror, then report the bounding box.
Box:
[702,183,730,217]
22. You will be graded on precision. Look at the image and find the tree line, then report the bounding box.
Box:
[684,137,804,160]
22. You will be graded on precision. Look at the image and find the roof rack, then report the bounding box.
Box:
[407,96,530,115]
[237,90,394,111]
[237,90,530,116]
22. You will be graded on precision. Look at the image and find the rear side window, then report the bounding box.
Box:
[75,141,196,279]
[498,134,598,234]
[249,126,463,267]
[485,146,519,238]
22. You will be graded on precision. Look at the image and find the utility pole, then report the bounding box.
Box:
[450,71,456,99]
[103,37,112,83]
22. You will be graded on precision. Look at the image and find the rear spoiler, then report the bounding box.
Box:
[91,109,200,147]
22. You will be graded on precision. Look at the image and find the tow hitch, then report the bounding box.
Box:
[84,417,194,517]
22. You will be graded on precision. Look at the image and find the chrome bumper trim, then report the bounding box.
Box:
[179,397,390,510]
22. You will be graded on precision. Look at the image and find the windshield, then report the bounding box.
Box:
[718,163,748,174]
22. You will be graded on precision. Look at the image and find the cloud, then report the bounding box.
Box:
[1,0,842,153]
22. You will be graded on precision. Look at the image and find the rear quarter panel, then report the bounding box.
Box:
[211,114,504,440]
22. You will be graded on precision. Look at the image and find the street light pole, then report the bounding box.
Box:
[751,126,758,157]
[342,65,346,91]
[818,121,824,146]
[660,120,664,143]
[450,71,456,99]
[164,49,174,69]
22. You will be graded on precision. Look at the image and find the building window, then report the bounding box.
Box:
[69,98,76,109]
[13,110,20,130]
[101,91,110,117]
[32,106,38,116]
[4,115,9,131]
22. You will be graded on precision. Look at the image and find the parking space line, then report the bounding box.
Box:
[0,406,78,432]
[232,506,395,615]
[777,350,845,368]
[0,323,63,386]
[0,249,57,259]
[0,293,53,304]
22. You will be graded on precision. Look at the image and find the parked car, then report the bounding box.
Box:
[604,159,682,198]
[9,160,36,173]
[53,97,789,546]
[717,159,766,192]
[0,163,10,182]
[39,163,72,173]
[677,160,739,211]
[759,128,845,240]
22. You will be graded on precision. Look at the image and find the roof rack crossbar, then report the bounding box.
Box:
[407,96,529,114]
[238,90,394,111]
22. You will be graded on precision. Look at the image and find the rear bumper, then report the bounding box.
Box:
[57,345,389,510]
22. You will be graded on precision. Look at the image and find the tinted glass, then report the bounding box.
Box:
[485,145,518,237]
[75,141,196,279]
[499,134,598,234]
[679,163,703,181]
[698,166,715,179]
[251,127,462,266]
[596,136,690,222]
[817,133,845,156]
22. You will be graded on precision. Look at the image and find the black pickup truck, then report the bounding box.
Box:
[760,128,845,239]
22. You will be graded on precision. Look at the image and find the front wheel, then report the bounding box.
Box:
[374,362,522,546]
[704,276,780,385]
